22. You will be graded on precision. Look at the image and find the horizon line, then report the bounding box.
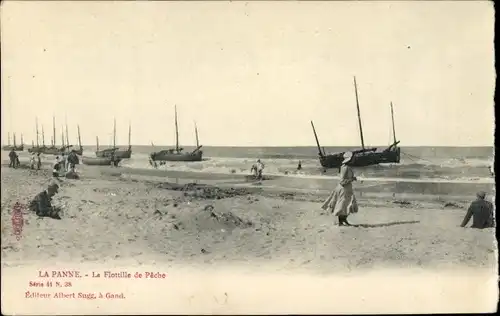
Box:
[6,144,494,148]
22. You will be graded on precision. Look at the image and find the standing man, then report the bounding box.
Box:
[8,149,17,168]
[460,191,494,229]
[251,159,265,180]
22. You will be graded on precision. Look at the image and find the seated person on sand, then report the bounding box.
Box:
[65,169,80,179]
[28,183,62,220]
[460,191,494,229]
[53,157,62,178]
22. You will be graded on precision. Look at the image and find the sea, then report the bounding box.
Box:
[74,145,494,183]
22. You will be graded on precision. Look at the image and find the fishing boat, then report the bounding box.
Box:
[150,105,203,162]
[73,125,84,155]
[311,76,401,169]
[2,132,24,151]
[28,118,46,153]
[42,116,63,155]
[85,122,120,166]
[95,119,123,158]
[61,119,84,155]
[111,122,132,159]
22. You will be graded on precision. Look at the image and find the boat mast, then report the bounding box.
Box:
[61,127,65,148]
[52,116,56,147]
[96,136,99,151]
[310,121,324,157]
[7,132,10,146]
[390,101,397,144]
[128,122,131,150]
[174,105,179,152]
[353,76,365,150]
[35,118,40,147]
[42,126,46,147]
[194,121,199,147]
[78,125,82,149]
[65,116,70,147]
[21,134,23,145]
[13,133,16,147]
[113,118,116,150]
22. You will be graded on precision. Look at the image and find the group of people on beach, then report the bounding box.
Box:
[51,151,80,179]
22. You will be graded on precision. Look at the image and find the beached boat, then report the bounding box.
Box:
[311,77,401,169]
[71,125,84,155]
[150,105,203,162]
[96,121,132,159]
[2,133,24,151]
[40,116,66,155]
[82,156,121,166]
[95,119,130,158]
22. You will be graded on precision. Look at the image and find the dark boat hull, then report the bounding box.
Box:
[3,145,24,151]
[115,150,131,159]
[28,146,46,154]
[151,150,203,162]
[319,147,401,169]
[42,147,62,155]
[96,148,131,159]
[82,156,122,166]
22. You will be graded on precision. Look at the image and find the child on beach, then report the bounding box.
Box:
[37,153,42,170]
[30,153,36,169]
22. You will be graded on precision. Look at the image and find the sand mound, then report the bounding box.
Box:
[155,182,252,200]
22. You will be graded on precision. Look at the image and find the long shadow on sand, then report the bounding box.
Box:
[351,220,420,228]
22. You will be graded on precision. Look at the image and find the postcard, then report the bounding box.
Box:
[1,0,497,314]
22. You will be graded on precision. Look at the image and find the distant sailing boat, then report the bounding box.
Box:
[29,118,45,153]
[43,116,62,155]
[311,76,401,169]
[95,119,131,158]
[114,122,132,159]
[2,132,12,151]
[95,119,119,158]
[73,125,84,155]
[150,105,203,162]
[84,120,121,166]
[3,132,24,151]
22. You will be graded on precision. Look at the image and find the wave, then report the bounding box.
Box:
[116,152,493,182]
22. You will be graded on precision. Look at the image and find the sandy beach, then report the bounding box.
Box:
[2,160,496,272]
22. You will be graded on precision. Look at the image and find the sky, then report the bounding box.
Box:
[1,1,495,147]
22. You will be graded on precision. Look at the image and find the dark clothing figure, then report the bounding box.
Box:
[37,153,42,170]
[53,161,61,178]
[67,151,79,171]
[8,150,18,168]
[461,192,494,229]
[28,184,61,219]
[297,161,302,170]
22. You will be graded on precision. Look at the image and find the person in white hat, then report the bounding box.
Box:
[321,151,359,226]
